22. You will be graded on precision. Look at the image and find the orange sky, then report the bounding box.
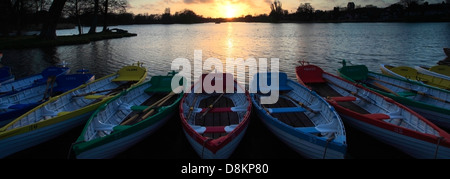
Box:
[127,0,442,18]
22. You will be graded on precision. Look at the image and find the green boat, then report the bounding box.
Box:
[72,71,184,159]
[338,60,450,130]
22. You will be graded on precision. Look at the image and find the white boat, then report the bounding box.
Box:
[415,65,450,81]
[72,72,183,159]
[179,73,251,159]
[251,72,347,159]
[0,63,147,158]
[298,63,450,159]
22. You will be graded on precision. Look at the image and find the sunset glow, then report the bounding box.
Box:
[128,0,445,18]
[224,4,237,18]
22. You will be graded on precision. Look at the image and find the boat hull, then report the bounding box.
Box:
[0,111,91,158]
[255,108,346,159]
[405,105,450,130]
[342,113,450,159]
[182,124,248,159]
[75,114,173,159]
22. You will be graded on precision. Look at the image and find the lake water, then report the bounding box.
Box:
[2,22,450,159]
[2,22,450,82]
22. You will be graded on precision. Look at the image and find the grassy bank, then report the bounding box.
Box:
[0,30,137,50]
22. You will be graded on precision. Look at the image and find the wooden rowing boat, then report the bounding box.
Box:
[179,73,251,159]
[0,66,69,95]
[297,63,450,159]
[380,64,450,90]
[0,71,95,127]
[0,66,14,84]
[72,71,183,159]
[339,62,450,129]
[0,63,146,158]
[251,72,347,159]
[414,65,450,81]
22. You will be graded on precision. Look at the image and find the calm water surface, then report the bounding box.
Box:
[2,22,450,159]
[2,22,450,83]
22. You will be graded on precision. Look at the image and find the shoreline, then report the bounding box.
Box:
[0,30,137,50]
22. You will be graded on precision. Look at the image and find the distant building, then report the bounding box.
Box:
[347,2,355,11]
[334,7,340,12]
[164,8,170,15]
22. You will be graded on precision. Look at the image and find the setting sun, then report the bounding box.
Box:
[225,4,237,18]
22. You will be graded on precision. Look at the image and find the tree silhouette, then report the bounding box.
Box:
[269,0,285,22]
[39,0,68,39]
[296,3,314,21]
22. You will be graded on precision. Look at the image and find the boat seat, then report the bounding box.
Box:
[112,66,146,82]
[0,104,13,110]
[131,105,151,111]
[398,91,416,97]
[330,96,357,102]
[267,107,306,114]
[193,105,248,113]
[364,113,390,120]
[7,103,38,110]
[191,125,237,134]
[84,95,104,99]
[295,127,320,134]
[57,111,71,116]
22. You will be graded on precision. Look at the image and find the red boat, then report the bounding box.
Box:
[295,63,450,159]
[179,73,252,159]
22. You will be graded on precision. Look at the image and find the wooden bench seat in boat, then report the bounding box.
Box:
[192,106,248,113]
[191,125,238,134]
[329,96,357,102]
[397,91,416,97]
[267,107,307,114]
[84,95,105,99]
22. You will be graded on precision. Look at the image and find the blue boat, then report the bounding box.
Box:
[0,66,70,96]
[250,72,347,159]
[0,66,14,84]
[0,70,95,127]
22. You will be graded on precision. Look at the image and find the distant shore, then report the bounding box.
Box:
[0,30,137,50]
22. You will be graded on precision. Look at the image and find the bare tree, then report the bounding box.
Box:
[64,0,90,35]
[100,0,128,32]
[39,0,68,39]
[269,0,284,21]
[88,0,99,34]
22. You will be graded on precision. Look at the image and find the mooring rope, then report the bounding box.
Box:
[323,134,336,159]
[434,136,443,159]
[201,138,213,159]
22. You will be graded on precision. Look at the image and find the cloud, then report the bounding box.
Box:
[183,0,214,4]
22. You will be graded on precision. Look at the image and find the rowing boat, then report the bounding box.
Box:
[179,73,251,159]
[0,66,69,95]
[72,71,183,159]
[0,71,95,127]
[339,62,450,129]
[0,63,146,158]
[0,66,14,84]
[380,64,450,90]
[415,65,450,81]
[297,63,450,159]
[251,72,347,159]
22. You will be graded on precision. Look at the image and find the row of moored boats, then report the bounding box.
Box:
[1,60,450,159]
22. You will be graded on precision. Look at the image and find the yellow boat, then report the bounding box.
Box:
[0,62,147,158]
[380,64,450,90]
